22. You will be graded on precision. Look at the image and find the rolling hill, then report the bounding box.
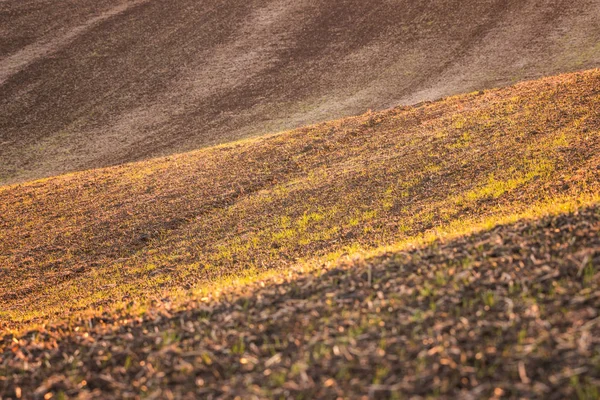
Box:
[2,1,600,396]
[2,0,600,185]
[1,69,599,398]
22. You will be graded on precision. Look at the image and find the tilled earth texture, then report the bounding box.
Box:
[1,205,600,399]
[2,0,600,184]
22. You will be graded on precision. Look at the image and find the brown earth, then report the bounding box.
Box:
[1,0,600,184]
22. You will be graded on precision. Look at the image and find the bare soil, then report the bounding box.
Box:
[1,0,600,184]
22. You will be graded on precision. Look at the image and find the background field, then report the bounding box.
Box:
[2,0,600,184]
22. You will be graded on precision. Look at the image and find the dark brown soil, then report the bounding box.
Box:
[1,0,600,184]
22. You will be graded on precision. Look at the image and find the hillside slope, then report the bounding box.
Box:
[1,69,599,329]
[1,0,600,184]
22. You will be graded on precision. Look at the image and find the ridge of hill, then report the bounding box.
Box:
[1,69,599,330]
[2,0,600,184]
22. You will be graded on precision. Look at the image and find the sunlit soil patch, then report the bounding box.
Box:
[0,69,599,330]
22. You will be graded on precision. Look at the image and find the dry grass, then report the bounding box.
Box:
[1,69,599,331]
